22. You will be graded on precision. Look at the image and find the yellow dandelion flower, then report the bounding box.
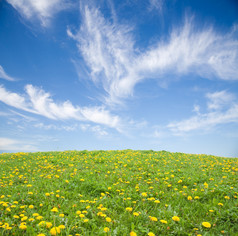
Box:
[50,227,60,235]
[58,225,65,229]
[46,222,53,228]
[202,222,211,228]
[38,221,46,227]
[141,192,147,197]
[106,217,112,222]
[133,212,139,216]
[187,196,192,201]
[130,231,137,236]
[59,214,64,217]
[51,207,58,212]
[148,233,155,236]
[149,216,158,222]
[172,216,180,222]
[21,216,28,221]
[126,207,133,212]
[160,220,168,224]
[19,224,27,230]
[104,227,110,232]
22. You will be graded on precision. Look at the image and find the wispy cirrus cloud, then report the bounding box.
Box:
[206,90,236,110]
[6,0,72,27]
[0,84,121,130]
[0,65,15,81]
[168,91,238,134]
[68,5,238,105]
[67,4,136,104]
[148,0,164,13]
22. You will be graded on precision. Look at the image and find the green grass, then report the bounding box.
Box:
[0,150,237,236]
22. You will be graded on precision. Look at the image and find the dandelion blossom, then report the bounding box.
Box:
[141,192,147,197]
[51,207,58,212]
[150,216,158,222]
[160,220,168,224]
[187,196,192,201]
[202,222,211,228]
[104,227,110,232]
[19,224,27,230]
[126,207,133,212]
[58,225,65,229]
[50,227,60,236]
[46,222,53,228]
[130,232,137,236]
[172,216,180,222]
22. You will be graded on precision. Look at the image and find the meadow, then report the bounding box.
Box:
[0,150,237,236]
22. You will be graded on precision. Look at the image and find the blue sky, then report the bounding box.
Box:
[0,0,238,157]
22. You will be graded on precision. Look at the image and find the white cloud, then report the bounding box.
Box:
[34,123,79,131]
[69,6,238,105]
[0,84,121,130]
[67,5,136,104]
[0,85,31,112]
[193,105,200,114]
[206,90,235,110]
[6,0,72,26]
[80,124,108,136]
[0,137,38,152]
[168,91,238,134]
[148,0,164,13]
[135,19,238,81]
[0,65,15,81]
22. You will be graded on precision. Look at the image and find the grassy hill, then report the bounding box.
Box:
[0,150,237,235]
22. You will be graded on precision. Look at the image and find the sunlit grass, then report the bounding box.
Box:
[0,150,237,235]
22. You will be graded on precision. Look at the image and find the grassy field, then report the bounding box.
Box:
[0,150,237,236]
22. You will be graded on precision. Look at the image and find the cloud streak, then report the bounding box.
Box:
[148,0,164,13]
[0,65,15,81]
[168,91,238,134]
[69,6,238,105]
[0,84,121,130]
[6,0,72,26]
